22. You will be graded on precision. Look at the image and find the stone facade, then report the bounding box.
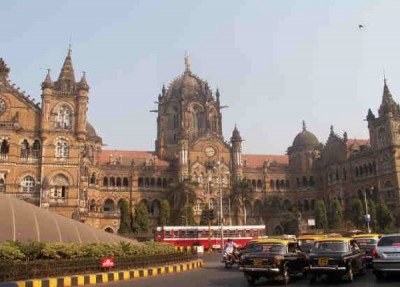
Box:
[0,52,399,235]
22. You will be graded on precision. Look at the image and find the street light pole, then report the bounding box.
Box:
[207,177,211,251]
[364,190,371,234]
[218,161,224,252]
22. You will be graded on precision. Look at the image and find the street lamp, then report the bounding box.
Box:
[217,161,224,252]
[363,189,371,234]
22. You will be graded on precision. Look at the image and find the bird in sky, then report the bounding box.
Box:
[358,24,364,29]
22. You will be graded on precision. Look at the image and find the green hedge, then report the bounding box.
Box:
[0,241,175,261]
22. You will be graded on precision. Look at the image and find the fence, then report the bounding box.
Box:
[0,253,198,282]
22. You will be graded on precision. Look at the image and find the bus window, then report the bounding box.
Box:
[174,231,178,238]
[181,230,186,238]
[188,230,195,238]
[246,230,251,237]
[254,230,259,237]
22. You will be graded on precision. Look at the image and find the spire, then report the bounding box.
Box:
[184,51,191,74]
[330,125,334,135]
[302,120,307,131]
[41,69,53,89]
[216,88,220,102]
[231,124,242,142]
[77,72,89,91]
[162,83,166,96]
[57,48,76,86]
[379,77,399,117]
[0,58,10,79]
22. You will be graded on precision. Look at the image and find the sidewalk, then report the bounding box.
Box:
[0,259,203,287]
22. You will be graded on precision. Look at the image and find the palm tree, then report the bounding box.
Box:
[230,179,255,225]
[167,178,197,225]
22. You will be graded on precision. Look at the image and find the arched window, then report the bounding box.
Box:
[90,173,96,185]
[55,139,69,159]
[151,200,161,216]
[20,139,29,158]
[0,178,5,192]
[89,199,96,212]
[270,179,274,189]
[104,199,115,213]
[55,105,72,129]
[32,140,41,158]
[103,177,108,187]
[21,176,35,193]
[110,177,115,187]
[378,128,387,147]
[50,174,69,202]
[123,177,129,187]
[0,139,9,155]
[116,177,122,187]
[138,177,144,187]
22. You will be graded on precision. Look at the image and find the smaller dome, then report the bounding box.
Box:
[231,125,242,142]
[291,121,319,149]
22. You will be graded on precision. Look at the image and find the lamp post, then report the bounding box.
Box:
[364,189,371,234]
[217,161,224,252]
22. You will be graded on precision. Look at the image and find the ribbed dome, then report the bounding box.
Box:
[292,121,319,149]
[165,72,209,100]
[0,193,133,244]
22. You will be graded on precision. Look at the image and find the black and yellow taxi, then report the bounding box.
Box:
[305,237,366,283]
[297,234,327,253]
[239,238,306,285]
[352,233,380,267]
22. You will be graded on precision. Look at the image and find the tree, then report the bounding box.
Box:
[367,199,377,232]
[184,203,195,226]
[264,195,282,213]
[117,199,133,235]
[349,199,364,229]
[167,178,197,224]
[329,199,343,230]
[133,201,149,232]
[376,202,394,233]
[159,200,171,227]
[314,200,328,230]
[231,179,255,225]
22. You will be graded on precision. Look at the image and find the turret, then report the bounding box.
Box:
[0,58,10,81]
[40,69,54,130]
[231,125,243,180]
[177,129,189,181]
[76,72,89,141]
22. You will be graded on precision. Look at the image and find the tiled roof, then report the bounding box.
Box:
[243,154,289,168]
[346,138,369,147]
[99,150,170,167]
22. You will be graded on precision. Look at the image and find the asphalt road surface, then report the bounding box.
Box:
[101,252,400,287]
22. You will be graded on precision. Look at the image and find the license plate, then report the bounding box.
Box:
[253,258,263,266]
[318,257,328,266]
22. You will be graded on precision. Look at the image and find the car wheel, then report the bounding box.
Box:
[245,274,256,285]
[308,273,316,284]
[346,266,354,283]
[359,262,367,275]
[375,271,384,281]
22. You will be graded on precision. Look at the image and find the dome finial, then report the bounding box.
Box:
[330,125,334,135]
[184,51,191,74]
[302,120,306,131]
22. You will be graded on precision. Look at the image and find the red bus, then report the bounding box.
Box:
[154,225,266,250]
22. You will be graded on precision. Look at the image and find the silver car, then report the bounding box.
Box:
[373,233,400,280]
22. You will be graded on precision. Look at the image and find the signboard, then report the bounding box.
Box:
[308,219,315,226]
[101,258,115,268]
[364,214,371,223]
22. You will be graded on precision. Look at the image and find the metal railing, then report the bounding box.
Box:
[0,253,198,282]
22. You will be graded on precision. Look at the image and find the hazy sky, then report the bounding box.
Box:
[2,0,400,155]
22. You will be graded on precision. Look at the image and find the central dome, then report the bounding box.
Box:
[291,121,319,149]
[165,54,212,100]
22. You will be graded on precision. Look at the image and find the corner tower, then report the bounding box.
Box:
[155,54,223,160]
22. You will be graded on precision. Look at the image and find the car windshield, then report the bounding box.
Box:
[298,239,314,251]
[354,238,378,248]
[254,243,285,254]
[313,241,348,252]
[378,236,400,247]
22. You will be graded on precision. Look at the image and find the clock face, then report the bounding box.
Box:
[205,146,215,157]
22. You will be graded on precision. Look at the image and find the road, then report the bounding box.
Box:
[102,253,400,287]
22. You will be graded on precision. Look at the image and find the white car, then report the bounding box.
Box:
[373,233,400,280]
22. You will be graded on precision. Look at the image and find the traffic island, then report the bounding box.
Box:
[0,259,203,287]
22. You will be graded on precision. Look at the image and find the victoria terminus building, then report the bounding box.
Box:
[0,50,399,234]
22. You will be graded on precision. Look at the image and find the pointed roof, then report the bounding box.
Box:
[231,124,242,142]
[379,78,400,117]
[77,72,89,91]
[57,49,76,83]
[41,69,53,89]
[0,58,10,79]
